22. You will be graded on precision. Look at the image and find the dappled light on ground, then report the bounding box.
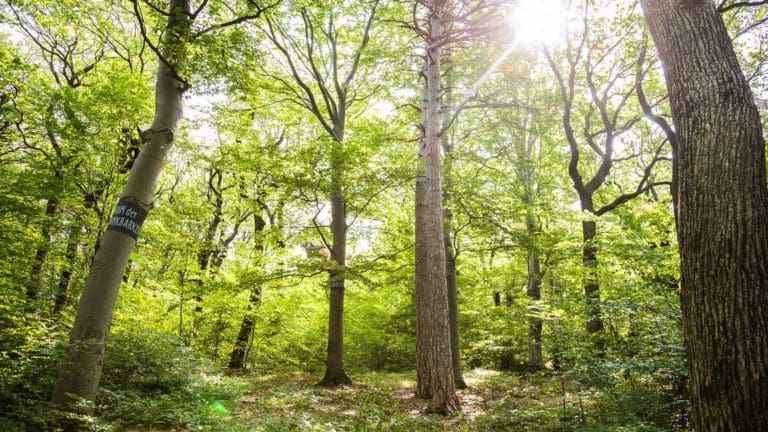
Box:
[231,369,575,431]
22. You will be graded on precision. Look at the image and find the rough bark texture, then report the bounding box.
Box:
[640,0,768,430]
[51,0,189,416]
[414,0,459,414]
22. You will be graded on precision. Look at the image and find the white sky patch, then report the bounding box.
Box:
[511,0,568,45]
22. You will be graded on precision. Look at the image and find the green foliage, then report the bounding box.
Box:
[96,329,247,430]
[0,297,68,431]
[100,330,202,393]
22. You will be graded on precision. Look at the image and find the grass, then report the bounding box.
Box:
[110,368,686,431]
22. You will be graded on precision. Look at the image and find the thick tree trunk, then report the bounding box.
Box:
[640,1,768,430]
[414,0,459,414]
[51,0,189,417]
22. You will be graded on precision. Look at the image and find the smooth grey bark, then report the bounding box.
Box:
[261,4,379,386]
[441,62,466,390]
[414,0,459,415]
[640,0,768,430]
[50,0,189,416]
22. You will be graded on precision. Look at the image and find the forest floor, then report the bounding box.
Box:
[115,367,683,431]
[214,369,585,431]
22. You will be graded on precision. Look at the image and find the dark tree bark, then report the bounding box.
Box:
[640,0,768,430]
[53,223,80,314]
[26,197,58,300]
[228,287,261,369]
[544,12,668,342]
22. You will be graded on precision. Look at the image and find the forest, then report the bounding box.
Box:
[1,0,767,430]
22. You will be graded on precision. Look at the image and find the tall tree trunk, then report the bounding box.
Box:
[441,62,466,390]
[319,141,351,385]
[640,1,768,430]
[414,0,459,414]
[51,0,189,416]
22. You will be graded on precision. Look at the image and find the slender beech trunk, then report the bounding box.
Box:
[319,138,351,385]
[27,197,58,300]
[51,0,189,416]
[526,235,544,371]
[640,1,768,430]
[53,223,80,314]
[581,219,604,336]
[229,213,267,370]
[228,287,261,369]
[517,125,544,371]
[441,63,466,390]
[414,0,459,414]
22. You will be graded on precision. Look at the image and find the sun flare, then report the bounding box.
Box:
[511,0,568,45]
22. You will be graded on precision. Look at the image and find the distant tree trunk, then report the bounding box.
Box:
[229,212,267,370]
[526,250,544,371]
[414,0,459,415]
[581,220,604,336]
[640,0,768,430]
[51,0,190,417]
[27,197,58,300]
[517,126,543,371]
[53,223,80,314]
[228,287,261,370]
[441,65,466,390]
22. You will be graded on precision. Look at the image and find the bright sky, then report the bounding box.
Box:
[511,0,569,45]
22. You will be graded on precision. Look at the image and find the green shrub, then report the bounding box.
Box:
[0,298,68,431]
[100,330,202,392]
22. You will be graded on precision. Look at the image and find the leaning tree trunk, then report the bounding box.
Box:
[640,0,768,430]
[414,0,459,415]
[51,0,189,416]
